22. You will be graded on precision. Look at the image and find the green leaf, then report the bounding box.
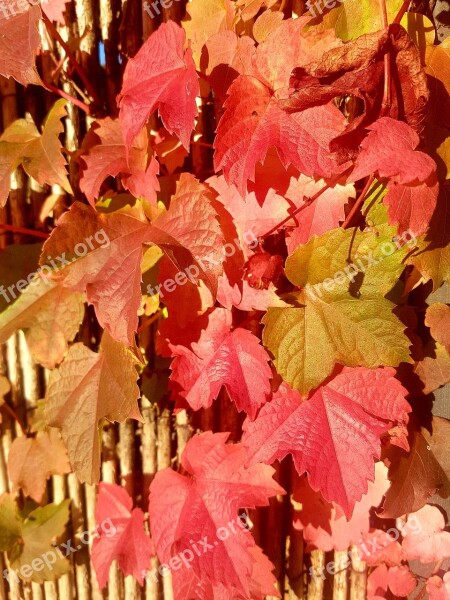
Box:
[0,494,22,551]
[263,291,410,396]
[285,223,409,299]
[316,1,429,43]
[0,495,71,583]
[262,225,411,395]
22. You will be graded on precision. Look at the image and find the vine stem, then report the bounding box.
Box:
[192,140,214,149]
[41,11,101,107]
[137,311,162,334]
[1,403,27,436]
[380,0,391,115]
[393,0,411,24]
[261,166,354,240]
[261,182,332,239]
[46,83,91,114]
[380,0,388,26]
[342,174,375,229]
[0,223,50,239]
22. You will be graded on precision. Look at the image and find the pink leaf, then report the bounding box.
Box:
[92,483,154,588]
[402,505,450,563]
[284,174,355,250]
[41,0,68,23]
[356,529,403,567]
[427,573,450,600]
[243,367,410,516]
[293,462,390,551]
[169,308,272,419]
[149,432,283,598]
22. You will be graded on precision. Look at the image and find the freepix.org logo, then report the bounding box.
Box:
[305,0,345,17]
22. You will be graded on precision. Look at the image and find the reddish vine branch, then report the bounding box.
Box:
[261,182,332,239]
[41,11,102,107]
[342,174,375,229]
[393,0,411,24]
[0,224,50,239]
[45,83,91,114]
[380,0,391,115]
[0,402,27,436]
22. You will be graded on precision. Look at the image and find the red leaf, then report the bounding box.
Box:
[351,118,436,185]
[149,432,283,598]
[243,367,410,516]
[79,118,160,206]
[214,75,346,196]
[387,566,417,597]
[244,252,283,290]
[427,573,450,600]
[384,176,439,238]
[118,21,199,151]
[169,308,272,419]
[147,175,224,327]
[367,564,388,600]
[208,174,290,257]
[349,117,439,237]
[284,25,428,161]
[92,483,154,588]
[162,545,279,600]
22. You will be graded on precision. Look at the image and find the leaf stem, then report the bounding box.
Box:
[393,0,411,24]
[45,83,91,114]
[342,174,375,229]
[0,224,50,239]
[1,403,27,436]
[41,11,101,107]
